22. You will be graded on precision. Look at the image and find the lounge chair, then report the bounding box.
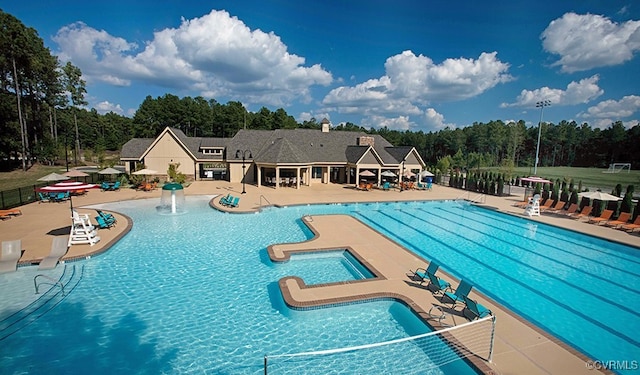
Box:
[95,215,115,229]
[538,199,554,211]
[101,181,111,191]
[588,209,614,225]
[514,197,531,208]
[381,181,390,191]
[619,216,640,232]
[604,212,631,228]
[0,240,22,273]
[442,279,473,308]
[542,200,566,213]
[96,210,117,225]
[111,181,121,190]
[228,196,240,208]
[557,203,579,216]
[463,296,492,320]
[0,209,22,217]
[426,272,451,295]
[219,194,232,206]
[569,205,593,220]
[39,236,69,270]
[411,261,440,285]
[38,192,51,203]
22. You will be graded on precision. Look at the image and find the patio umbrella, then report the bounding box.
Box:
[358,170,376,177]
[578,191,622,201]
[402,169,415,178]
[63,169,89,178]
[132,168,159,176]
[381,170,397,177]
[37,172,69,182]
[98,167,123,175]
[98,167,123,183]
[37,181,99,215]
[419,170,434,177]
[133,168,160,183]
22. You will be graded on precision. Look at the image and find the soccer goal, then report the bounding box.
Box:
[603,163,631,173]
[264,315,496,374]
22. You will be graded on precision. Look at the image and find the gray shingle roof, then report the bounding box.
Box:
[120,127,421,167]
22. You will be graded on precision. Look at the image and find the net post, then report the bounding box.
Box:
[264,355,268,375]
[488,315,497,363]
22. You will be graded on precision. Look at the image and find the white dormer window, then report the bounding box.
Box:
[201,148,222,155]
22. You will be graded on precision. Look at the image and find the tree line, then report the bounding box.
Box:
[2,9,639,172]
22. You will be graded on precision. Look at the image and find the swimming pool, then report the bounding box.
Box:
[1,197,638,374]
[0,197,477,375]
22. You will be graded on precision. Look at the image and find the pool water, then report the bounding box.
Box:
[1,197,638,374]
[283,250,375,284]
[0,197,476,375]
[351,200,639,372]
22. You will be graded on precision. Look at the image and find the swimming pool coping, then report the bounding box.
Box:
[268,213,612,375]
[5,181,625,374]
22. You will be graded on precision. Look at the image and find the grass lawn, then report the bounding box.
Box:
[0,164,67,191]
[506,166,640,192]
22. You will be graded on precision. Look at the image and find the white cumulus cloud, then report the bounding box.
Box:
[52,10,332,106]
[94,101,124,115]
[323,50,511,129]
[541,12,640,73]
[501,75,604,108]
[577,95,640,129]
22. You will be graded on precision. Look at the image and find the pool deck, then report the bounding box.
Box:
[2,181,638,374]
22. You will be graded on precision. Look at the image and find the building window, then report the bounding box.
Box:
[201,148,222,155]
[312,167,323,178]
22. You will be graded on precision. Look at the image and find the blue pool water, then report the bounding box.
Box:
[0,197,475,375]
[1,197,638,374]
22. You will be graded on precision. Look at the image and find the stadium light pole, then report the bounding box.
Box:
[534,100,551,176]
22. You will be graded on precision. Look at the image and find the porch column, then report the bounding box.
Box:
[296,167,301,189]
[257,166,262,188]
[275,167,280,190]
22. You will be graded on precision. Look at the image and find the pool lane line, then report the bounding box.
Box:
[351,210,640,352]
[430,205,640,279]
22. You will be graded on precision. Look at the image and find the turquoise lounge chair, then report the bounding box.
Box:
[38,192,51,203]
[463,296,492,320]
[382,181,390,191]
[101,181,111,191]
[95,215,115,229]
[96,210,116,224]
[411,261,440,285]
[426,272,451,294]
[219,194,232,206]
[228,196,240,208]
[443,279,473,308]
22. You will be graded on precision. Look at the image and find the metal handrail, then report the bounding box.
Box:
[34,274,65,295]
[259,195,272,209]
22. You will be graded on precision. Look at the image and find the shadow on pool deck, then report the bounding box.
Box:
[3,180,634,374]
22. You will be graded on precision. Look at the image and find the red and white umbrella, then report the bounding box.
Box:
[520,176,551,184]
[37,181,99,213]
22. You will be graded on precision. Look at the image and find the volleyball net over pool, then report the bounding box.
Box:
[264,315,496,374]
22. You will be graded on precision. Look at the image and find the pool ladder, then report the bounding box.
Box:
[34,274,65,295]
[259,195,272,210]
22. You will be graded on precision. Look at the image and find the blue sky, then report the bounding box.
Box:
[5,0,640,132]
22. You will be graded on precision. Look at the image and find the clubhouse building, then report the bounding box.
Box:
[120,120,425,189]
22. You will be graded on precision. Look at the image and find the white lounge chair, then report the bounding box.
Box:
[0,240,22,273]
[39,236,69,270]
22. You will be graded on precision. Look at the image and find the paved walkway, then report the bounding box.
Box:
[2,181,638,374]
